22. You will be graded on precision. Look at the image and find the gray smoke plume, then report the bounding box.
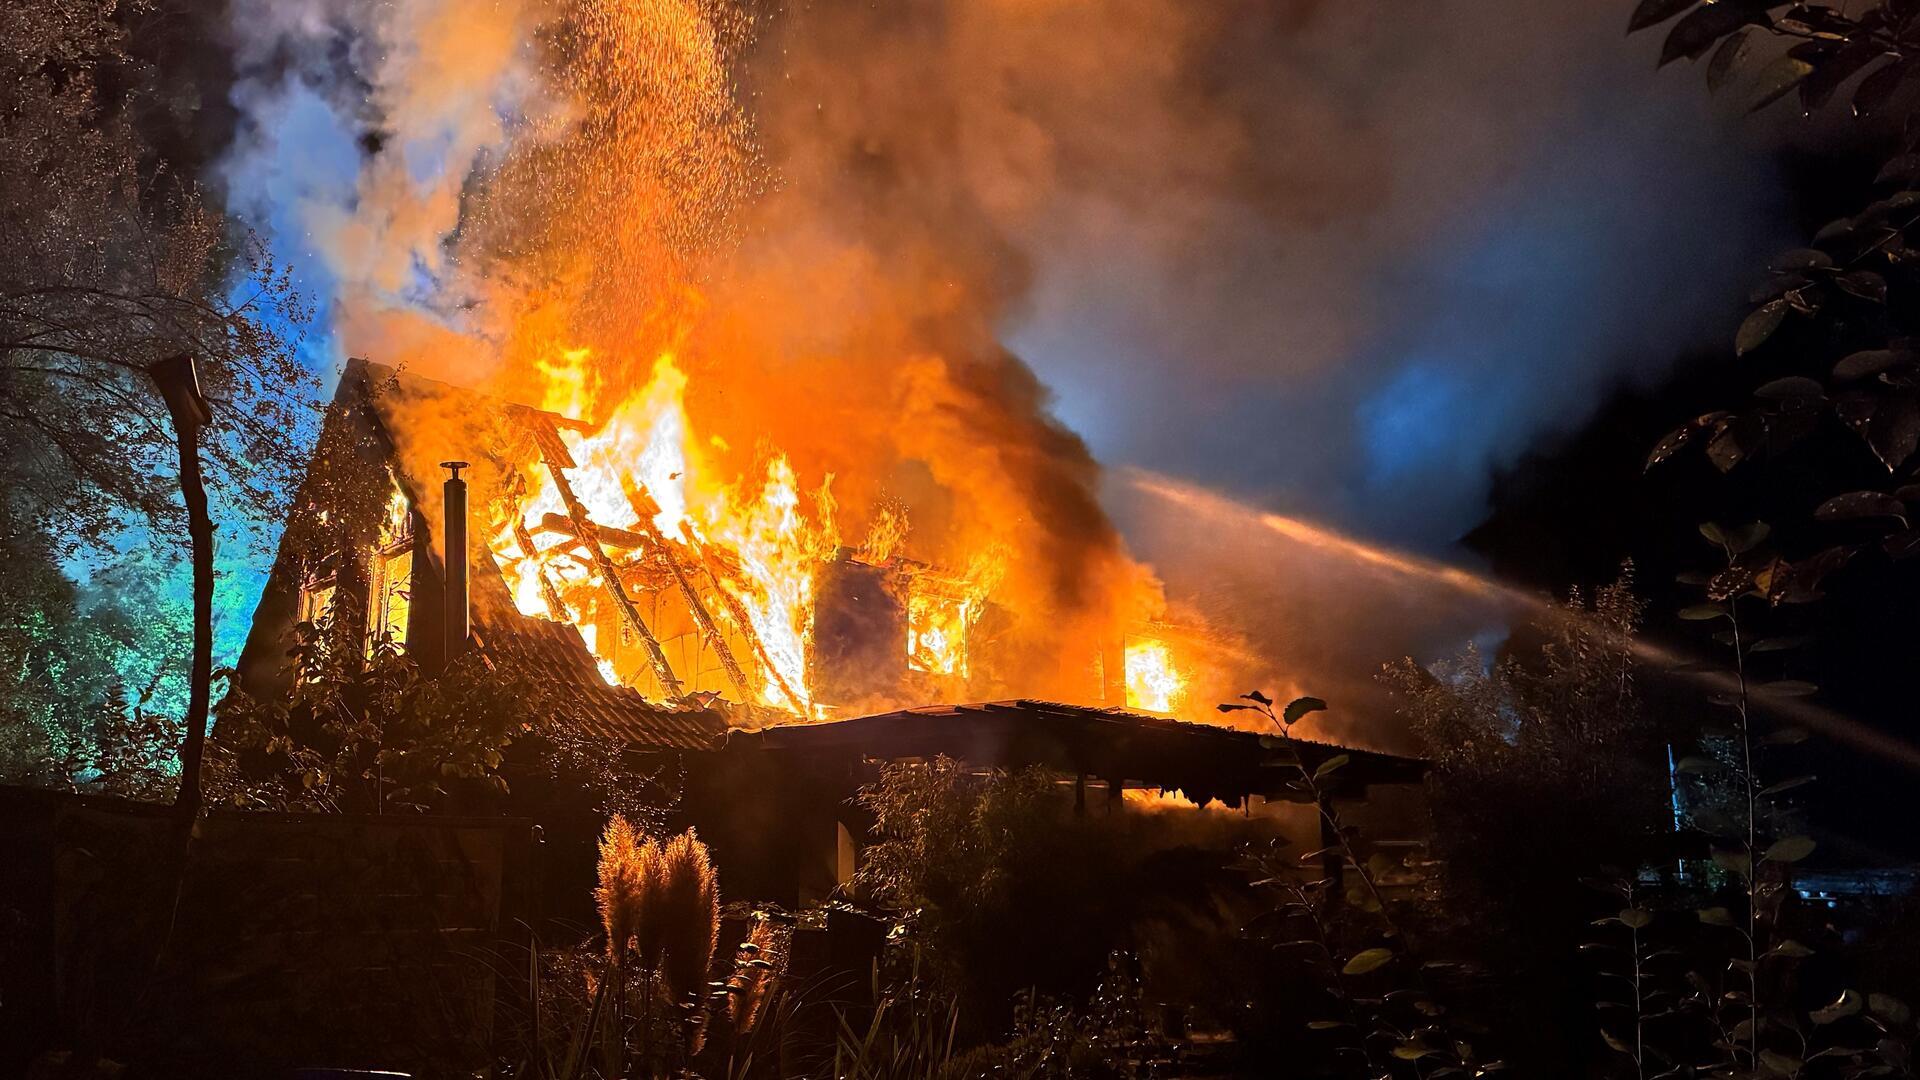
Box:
[212,0,1784,735]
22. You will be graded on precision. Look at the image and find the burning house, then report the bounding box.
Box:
[232,358,1426,906]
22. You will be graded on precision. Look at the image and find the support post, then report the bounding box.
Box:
[149,355,213,818]
[1319,795,1343,891]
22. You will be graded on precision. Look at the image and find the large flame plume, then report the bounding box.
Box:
[290,0,1198,720]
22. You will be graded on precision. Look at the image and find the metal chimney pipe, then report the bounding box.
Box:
[442,461,470,662]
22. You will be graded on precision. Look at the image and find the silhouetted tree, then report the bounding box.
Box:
[1381,570,1672,1073]
[0,0,312,792]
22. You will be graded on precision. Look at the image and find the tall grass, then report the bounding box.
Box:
[589,816,722,1074]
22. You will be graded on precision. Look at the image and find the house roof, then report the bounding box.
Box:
[322,359,733,752]
[271,362,1416,770]
[727,699,1425,804]
[475,610,732,752]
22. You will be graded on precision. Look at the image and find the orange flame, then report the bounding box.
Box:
[492,351,838,711]
[1124,637,1186,714]
[485,345,1213,720]
[394,0,1205,724]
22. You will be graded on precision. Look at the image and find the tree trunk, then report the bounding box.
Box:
[172,419,213,818]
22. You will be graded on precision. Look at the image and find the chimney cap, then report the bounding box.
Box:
[441,460,470,479]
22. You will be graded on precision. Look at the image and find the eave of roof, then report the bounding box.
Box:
[725,698,1426,802]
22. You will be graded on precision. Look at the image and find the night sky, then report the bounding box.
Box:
[1469,138,1920,862]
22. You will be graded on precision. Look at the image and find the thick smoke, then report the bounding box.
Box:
[220,0,546,370]
[219,0,1166,700]
[216,0,1781,729]
[956,0,1783,545]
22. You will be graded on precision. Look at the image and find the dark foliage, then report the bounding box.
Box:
[211,611,535,813]
[1381,572,1674,1073]
[0,501,189,799]
[1637,1,1920,592]
[852,759,1133,1037]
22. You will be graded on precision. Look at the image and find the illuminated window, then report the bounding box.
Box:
[369,547,412,649]
[298,577,337,626]
[367,479,414,652]
[294,573,341,681]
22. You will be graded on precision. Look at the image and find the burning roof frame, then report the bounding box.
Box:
[232,358,736,752]
[234,359,1426,798]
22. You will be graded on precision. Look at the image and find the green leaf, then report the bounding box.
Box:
[1648,413,1732,471]
[1750,56,1816,111]
[1735,300,1788,356]
[1757,680,1818,698]
[1754,376,1823,402]
[1706,414,1761,472]
[1854,55,1914,118]
[1619,908,1653,929]
[1758,1049,1805,1074]
[1878,154,1920,185]
[1723,521,1772,553]
[1628,0,1697,33]
[1712,849,1752,880]
[1836,270,1889,303]
[1675,755,1719,774]
[1706,27,1753,91]
[1834,350,1908,383]
[1868,992,1912,1025]
[1283,696,1328,725]
[1768,939,1815,958]
[1306,1020,1348,1030]
[1758,727,1810,747]
[1804,41,1891,113]
[1662,2,1761,67]
[1749,636,1808,653]
[1678,604,1728,621]
[1813,214,1856,245]
[1816,491,1908,526]
[1810,989,1863,1025]
[1764,835,1816,863]
[1758,775,1815,798]
[1313,754,1350,781]
[1342,947,1394,976]
[1697,906,1734,927]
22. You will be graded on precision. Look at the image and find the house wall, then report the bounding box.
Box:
[677,746,1430,911]
[678,743,870,907]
